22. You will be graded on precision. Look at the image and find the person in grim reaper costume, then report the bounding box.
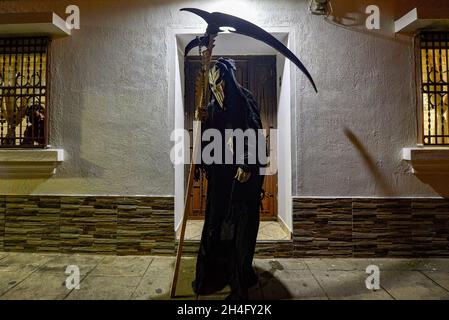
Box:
[173,8,317,300]
[193,57,265,300]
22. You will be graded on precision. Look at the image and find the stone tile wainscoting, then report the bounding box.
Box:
[0,196,448,258]
[0,196,175,255]
[293,198,449,258]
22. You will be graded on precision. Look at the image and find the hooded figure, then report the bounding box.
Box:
[193,57,265,300]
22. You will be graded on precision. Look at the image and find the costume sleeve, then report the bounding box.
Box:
[197,102,217,177]
[238,89,264,173]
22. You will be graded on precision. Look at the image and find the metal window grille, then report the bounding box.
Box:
[0,37,49,148]
[420,32,449,145]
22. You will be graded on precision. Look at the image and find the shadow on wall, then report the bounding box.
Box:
[332,126,447,199]
[344,128,394,197]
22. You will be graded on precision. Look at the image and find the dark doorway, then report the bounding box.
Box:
[185,55,278,220]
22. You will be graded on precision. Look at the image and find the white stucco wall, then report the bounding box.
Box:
[0,0,442,198]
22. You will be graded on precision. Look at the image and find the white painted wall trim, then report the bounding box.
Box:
[395,8,449,35]
[0,148,64,177]
[0,12,71,38]
[403,147,449,174]
[277,28,295,233]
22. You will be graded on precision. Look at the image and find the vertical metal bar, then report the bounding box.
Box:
[424,34,431,144]
[446,36,449,144]
[19,38,24,145]
[38,39,44,146]
[13,39,18,146]
[0,39,4,143]
[32,37,37,146]
[25,38,31,146]
[7,39,12,145]
[415,34,424,145]
[439,33,444,145]
[432,34,438,144]
[44,38,50,147]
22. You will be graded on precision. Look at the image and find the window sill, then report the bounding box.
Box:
[395,8,449,35]
[0,148,64,178]
[403,147,449,174]
[0,12,71,38]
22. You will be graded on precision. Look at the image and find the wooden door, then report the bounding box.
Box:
[185,55,278,220]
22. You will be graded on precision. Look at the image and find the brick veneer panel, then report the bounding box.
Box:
[179,241,201,257]
[411,199,449,257]
[2,196,449,258]
[255,242,294,258]
[117,197,175,255]
[1,195,175,256]
[353,199,412,257]
[293,198,449,258]
[60,197,117,254]
[148,198,176,255]
[293,199,353,257]
[4,196,60,252]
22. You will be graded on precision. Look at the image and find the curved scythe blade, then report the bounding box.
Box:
[181,7,317,92]
[184,36,207,57]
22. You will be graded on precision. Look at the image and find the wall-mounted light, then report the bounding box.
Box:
[309,0,329,16]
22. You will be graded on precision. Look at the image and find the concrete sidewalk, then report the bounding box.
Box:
[0,252,448,300]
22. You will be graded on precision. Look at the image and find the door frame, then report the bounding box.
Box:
[168,27,297,235]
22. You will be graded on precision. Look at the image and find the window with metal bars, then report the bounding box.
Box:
[419,32,449,145]
[0,37,49,148]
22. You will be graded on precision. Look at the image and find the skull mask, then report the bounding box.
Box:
[209,65,225,109]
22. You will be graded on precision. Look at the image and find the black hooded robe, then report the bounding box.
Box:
[193,58,265,300]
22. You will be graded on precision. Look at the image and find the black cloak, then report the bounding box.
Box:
[193,57,265,300]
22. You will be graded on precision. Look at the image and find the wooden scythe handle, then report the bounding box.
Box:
[170,33,217,299]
